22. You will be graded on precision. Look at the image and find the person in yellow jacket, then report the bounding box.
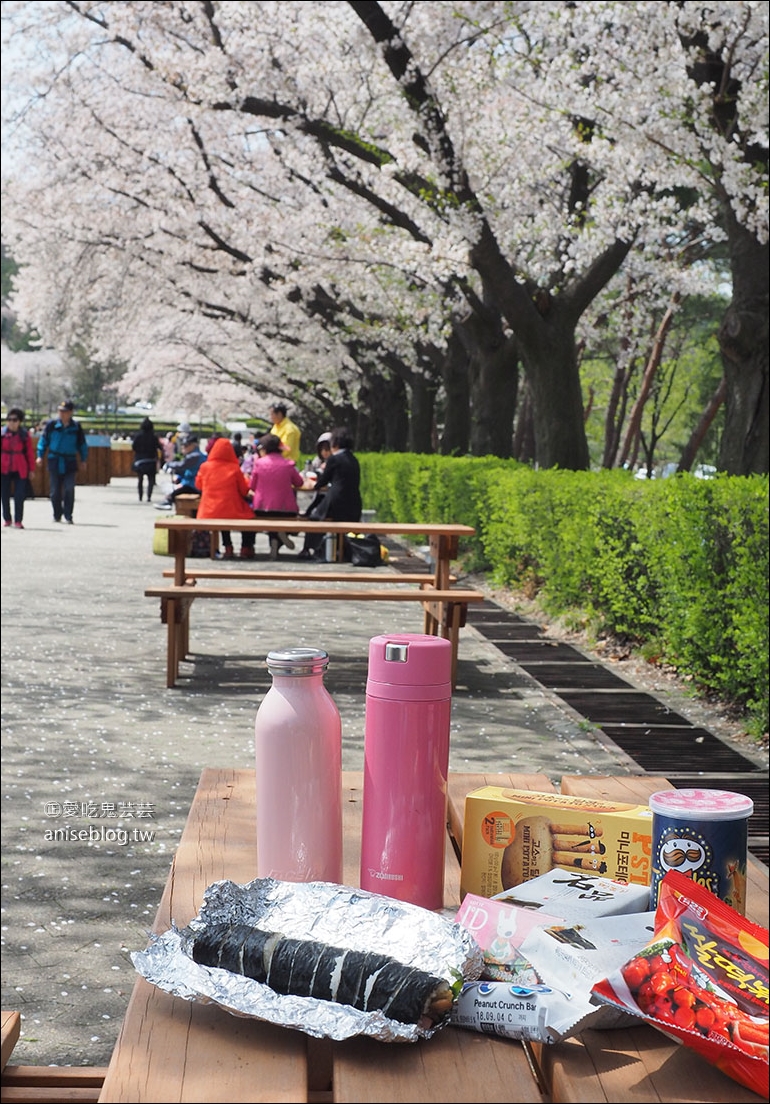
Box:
[268,403,301,463]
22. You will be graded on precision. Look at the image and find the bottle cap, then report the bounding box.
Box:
[265,647,329,676]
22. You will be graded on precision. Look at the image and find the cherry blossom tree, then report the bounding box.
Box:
[675,7,768,473]
[1,1,766,469]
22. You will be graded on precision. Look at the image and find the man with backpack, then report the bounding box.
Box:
[36,400,88,524]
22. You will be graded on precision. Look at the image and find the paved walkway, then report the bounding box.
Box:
[0,478,761,1066]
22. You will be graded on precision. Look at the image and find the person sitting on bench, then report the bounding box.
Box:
[298,426,361,561]
[155,435,205,510]
[249,433,304,560]
[195,437,257,560]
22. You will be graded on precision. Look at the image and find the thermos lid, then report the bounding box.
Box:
[367,634,451,700]
[265,647,329,676]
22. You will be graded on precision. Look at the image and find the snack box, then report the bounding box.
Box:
[493,869,652,918]
[460,786,653,899]
[519,910,658,1035]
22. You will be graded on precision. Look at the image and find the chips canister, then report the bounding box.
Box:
[649,789,753,915]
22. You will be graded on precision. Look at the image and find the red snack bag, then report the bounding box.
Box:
[591,869,768,1096]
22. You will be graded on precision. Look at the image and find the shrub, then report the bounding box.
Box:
[358,455,768,735]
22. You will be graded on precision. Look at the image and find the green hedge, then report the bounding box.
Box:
[358,455,769,737]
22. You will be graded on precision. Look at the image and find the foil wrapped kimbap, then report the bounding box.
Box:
[133,879,483,1043]
[191,922,455,1027]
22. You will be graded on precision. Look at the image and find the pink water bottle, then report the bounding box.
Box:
[359,634,452,909]
[255,647,342,883]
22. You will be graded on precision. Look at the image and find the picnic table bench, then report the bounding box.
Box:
[1,1009,107,1102]
[147,518,483,689]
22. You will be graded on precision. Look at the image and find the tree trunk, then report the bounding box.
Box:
[512,380,536,463]
[355,370,408,451]
[383,373,409,451]
[678,377,726,472]
[408,373,438,453]
[452,304,518,458]
[519,315,591,470]
[717,206,769,474]
[438,331,471,455]
[602,282,638,468]
[602,358,633,468]
[468,335,517,458]
[617,294,680,469]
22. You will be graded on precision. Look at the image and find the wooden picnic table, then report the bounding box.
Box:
[147,518,483,689]
[98,771,768,1103]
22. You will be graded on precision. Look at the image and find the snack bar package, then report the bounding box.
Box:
[493,869,651,919]
[591,869,769,1096]
[451,979,580,1042]
[455,893,562,983]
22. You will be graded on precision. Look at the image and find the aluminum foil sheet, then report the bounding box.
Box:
[132,878,483,1042]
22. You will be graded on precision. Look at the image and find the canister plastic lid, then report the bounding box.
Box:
[266,647,329,676]
[648,788,753,821]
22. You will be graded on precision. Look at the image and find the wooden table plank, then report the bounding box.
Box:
[539,1025,766,1104]
[102,983,309,1104]
[559,774,671,805]
[332,1028,545,1104]
[151,768,258,933]
[99,768,309,1103]
[152,519,477,537]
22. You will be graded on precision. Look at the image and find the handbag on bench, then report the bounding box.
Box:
[344,532,383,568]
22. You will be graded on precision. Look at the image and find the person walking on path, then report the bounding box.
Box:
[131,417,164,503]
[35,400,88,524]
[1,407,36,528]
[249,433,304,559]
[195,436,257,559]
[267,403,301,463]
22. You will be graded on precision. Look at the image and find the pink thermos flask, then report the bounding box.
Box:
[359,634,452,909]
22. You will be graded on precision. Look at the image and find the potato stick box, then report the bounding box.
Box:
[460,786,653,900]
